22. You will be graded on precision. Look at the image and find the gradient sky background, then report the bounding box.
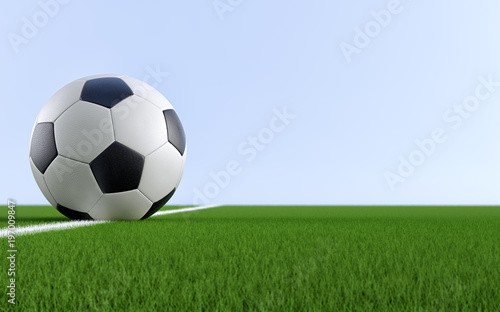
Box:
[1,0,500,206]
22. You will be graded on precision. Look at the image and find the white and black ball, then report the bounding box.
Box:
[29,75,186,220]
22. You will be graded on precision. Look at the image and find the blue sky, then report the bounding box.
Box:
[1,0,500,205]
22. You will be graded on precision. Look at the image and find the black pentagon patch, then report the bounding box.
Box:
[90,142,144,193]
[163,110,186,155]
[81,77,133,108]
[141,188,176,220]
[30,122,58,174]
[56,204,93,220]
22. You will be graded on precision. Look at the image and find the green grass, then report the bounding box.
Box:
[1,206,500,311]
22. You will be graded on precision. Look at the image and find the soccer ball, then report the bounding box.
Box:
[29,75,186,220]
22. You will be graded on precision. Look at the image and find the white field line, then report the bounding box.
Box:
[0,220,109,238]
[153,204,220,216]
[0,204,221,238]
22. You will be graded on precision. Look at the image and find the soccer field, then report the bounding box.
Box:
[1,205,500,311]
